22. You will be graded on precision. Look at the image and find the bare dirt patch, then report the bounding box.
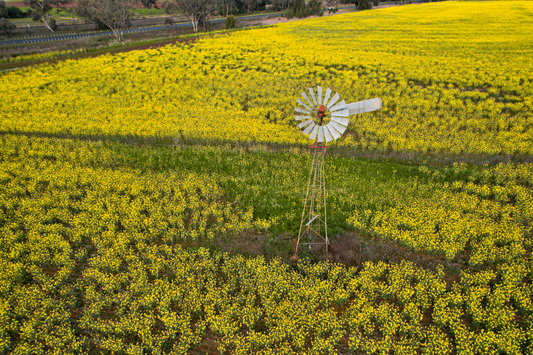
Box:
[209,229,464,283]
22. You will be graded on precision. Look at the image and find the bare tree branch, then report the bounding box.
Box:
[77,0,134,42]
[164,0,214,33]
[23,0,72,32]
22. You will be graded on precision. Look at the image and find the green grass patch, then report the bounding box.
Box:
[132,8,167,16]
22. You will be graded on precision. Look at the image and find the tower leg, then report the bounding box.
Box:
[294,147,328,256]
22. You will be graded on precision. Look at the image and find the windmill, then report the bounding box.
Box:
[293,87,382,255]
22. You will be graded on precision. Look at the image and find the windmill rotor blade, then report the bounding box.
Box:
[301,92,314,107]
[295,115,311,121]
[297,98,313,111]
[309,88,318,106]
[317,126,325,142]
[309,125,319,140]
[330,120,347,135]
[297,119,314,129]
[295,107,311,114]
[326,92,340,109]
[326,123,341,140]
[347,98,383,115]
[329,100,347,113]
[331,109,349,117]
[323,88,332,107]
[317,87,323,105]
[331,116,350,126]
[323,126,333,142]
[303,122,316,136]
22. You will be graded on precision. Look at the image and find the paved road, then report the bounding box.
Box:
[0,12,289,46]
[0,8,359,46]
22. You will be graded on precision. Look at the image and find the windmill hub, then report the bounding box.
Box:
[316,105,329,125]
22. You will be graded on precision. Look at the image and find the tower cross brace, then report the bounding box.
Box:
[295,143,329,254]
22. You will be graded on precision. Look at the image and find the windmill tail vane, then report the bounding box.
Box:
[292,86,382,257]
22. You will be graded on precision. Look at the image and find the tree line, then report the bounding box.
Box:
[1,0,352,40]
[1,0,272,39]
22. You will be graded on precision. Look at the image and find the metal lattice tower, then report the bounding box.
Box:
[295,144,329,253]
[292,86,382,257]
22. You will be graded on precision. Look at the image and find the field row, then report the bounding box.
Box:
[1,2,533,156]
[1,134,533,352]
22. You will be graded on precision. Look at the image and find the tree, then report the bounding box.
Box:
[77,0,134,42]
[65,7,80,31]
[242,0,259,12]
[139,0,158,14]
[0,17,16,35]
[267,0,292,11]
[164,0,214,33]
[309,0,322,15]
[286,0,321,19]
[0,0,8,18]
[23,0,72,32]
[219,0,233,16]
[285,0,303,18]
[7,5,28,18]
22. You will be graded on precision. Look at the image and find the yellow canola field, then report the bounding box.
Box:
[348,162,533,264]
[1,1,533,155]
[2,134,533,353]
[2,2,533,354]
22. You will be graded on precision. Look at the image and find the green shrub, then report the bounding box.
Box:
[358,0,372,10]
[164,17,174,27]
[225,15,236,29]
[0,17,16,35]
[7,5,26,18]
